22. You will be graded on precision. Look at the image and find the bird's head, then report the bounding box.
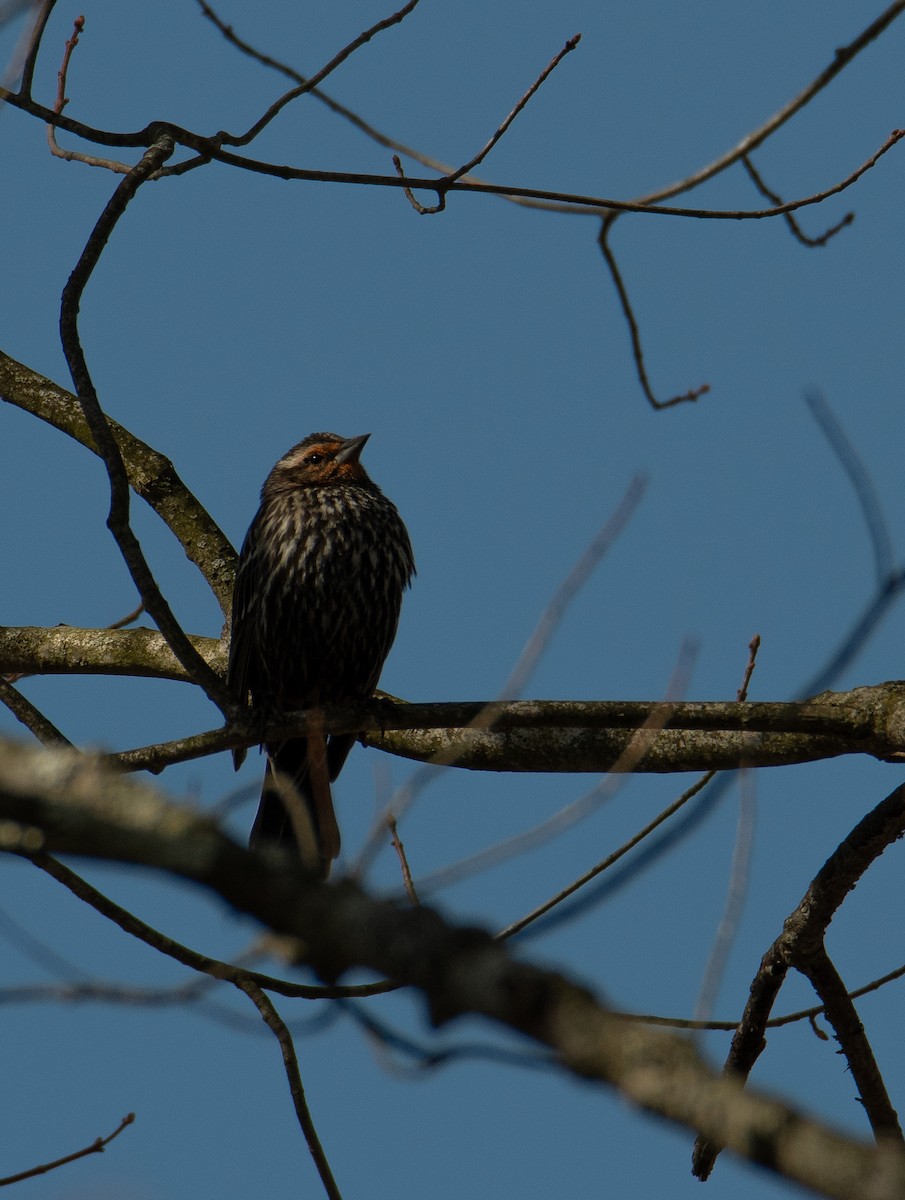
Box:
[265,432,373,493]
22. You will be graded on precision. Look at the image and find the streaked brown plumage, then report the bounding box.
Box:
[228,432,414,876]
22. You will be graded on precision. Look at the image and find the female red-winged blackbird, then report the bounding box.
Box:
[228,432,415,877]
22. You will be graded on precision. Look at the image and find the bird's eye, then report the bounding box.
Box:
[305,453,324,465]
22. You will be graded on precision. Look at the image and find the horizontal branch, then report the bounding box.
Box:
[0,85,900,222]
[0,739,902,1200]
[115,684,905,774]
[0,352,236,614]
[6,619,905,774]
[0,625,224,682]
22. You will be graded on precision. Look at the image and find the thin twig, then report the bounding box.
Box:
[801,947,902,1140]
[234,979,343,1200]
[11,0,54,101]
[203,126,905,219]
[5,67,902,218]
[356,478,648,875]
[394,31,583,212]
[0,901,89,979]
[444,34,580,185]
[693,767,757,1025]
[794,389,903,697]
[496,640,699,939]
[196,0,462,180]
[51,13,80,110]
[223,0,423,148]
[805,390,895,586]
[637,1,905,206]
[498,473,647,700]
[392,152,444,213]
[387,816,419,905]
[58,133,233,712]
[0,678,72,746]
[796,568,905,698]
[741,154,854,247]
[29,853,396,999]
[0,1113,134,1187]
[737,634,761,702]
[341,997,555,1075]
[694,636,763,1023]
[499,770,715,941]
[106,601,145,630]
[608,959,905,1030]
[598,215,710,409]
[44,15,131,173]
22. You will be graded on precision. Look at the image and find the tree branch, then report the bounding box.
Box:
[693,779,905,1178]
[58,133,232,712]
[0,624,224,683]
[0,352,236,613]
[0,739,903,1200]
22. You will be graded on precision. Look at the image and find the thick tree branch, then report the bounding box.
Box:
[0,740,903,1200]
[0,625,224,682]
[693,780,905,1179]
[3,624,905,776]
[0,353,236,612]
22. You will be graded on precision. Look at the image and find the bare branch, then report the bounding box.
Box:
[3,74,899,221]
[741,155,854,247]
[417,641,699,900]
[45,13,131,174]
[805,390,895,586]
[235,980,343,1200]
[598,216,710,409]
[204,127,905,219]
[1,741,904,1200]
[0,677,72,746]
[357,480,647,873]
[103,684,905,776]
[498,771,715,941]
[392,152,444,214]
[12,0,54,102]
[31,853,395,1001]
[737,634,761,702]
[637,1,905,206]
[694,768,757,1024]
[443,34,581,185]
[801,947,902,1141]
[693,779,905,1179]
[58,134,232,712]
[0,353,236,612]
[0,624,223,685]
[221,0,424,148]
[797,568,905,697]
[0,1112,134,1188]
[499,473,647,700]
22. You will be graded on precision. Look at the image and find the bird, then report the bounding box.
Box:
[228,432,415,877]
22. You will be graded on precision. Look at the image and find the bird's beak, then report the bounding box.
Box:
[335,433,370,465]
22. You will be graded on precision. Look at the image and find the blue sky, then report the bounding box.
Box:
[2,3,904,1197]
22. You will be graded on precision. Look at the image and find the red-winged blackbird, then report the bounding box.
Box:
[228,432,415,876]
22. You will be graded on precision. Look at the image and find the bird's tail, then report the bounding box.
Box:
[251,736,340,878]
